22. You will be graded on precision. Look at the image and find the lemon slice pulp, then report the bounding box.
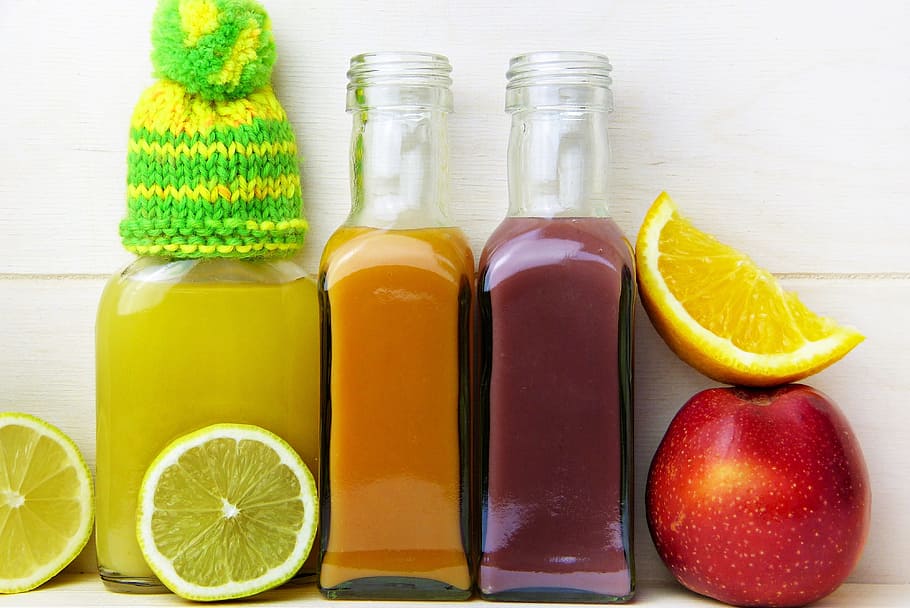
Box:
[136,423,317,601]
[0,413,94,594]
[636,192,864,386]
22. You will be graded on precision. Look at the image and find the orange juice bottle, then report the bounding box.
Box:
[318,52,473,600]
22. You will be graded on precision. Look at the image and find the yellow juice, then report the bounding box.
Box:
[95,259,320,588]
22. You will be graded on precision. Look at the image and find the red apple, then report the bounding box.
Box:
[646,385,870,607]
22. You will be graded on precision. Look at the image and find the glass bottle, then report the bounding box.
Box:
[95,0,318,590]
[318,52,473,600]
[96,258,320,591]
[477,51,635,602]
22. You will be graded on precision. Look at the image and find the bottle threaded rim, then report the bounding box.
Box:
[347,52,453,111]
[506,51,613,112]
[507,51,612,88]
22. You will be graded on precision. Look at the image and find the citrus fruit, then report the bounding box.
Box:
[635,192,864,386]
[136,423,317,601]
[0,412,94,594]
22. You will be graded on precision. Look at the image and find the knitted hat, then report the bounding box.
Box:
[120,0,307,258]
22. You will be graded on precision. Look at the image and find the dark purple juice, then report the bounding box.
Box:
[477,216,635,602]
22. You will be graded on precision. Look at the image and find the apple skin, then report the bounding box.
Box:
[646,385,870,607]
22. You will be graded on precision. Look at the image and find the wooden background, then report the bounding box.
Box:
[1,0,908,588]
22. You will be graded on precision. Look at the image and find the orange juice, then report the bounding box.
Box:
[318,226,473,598]
[95,258,320,590]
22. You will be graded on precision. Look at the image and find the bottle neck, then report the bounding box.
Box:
[507,107,611,218]
[344,52,454,230]
[348,107,451,229]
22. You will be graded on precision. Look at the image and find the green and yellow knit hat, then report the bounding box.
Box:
[121,0,306,258]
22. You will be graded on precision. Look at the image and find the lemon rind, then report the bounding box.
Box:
[0,413,94,594]
[136,423,317,601]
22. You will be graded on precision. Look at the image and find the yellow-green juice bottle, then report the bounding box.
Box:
[95,0,318,592]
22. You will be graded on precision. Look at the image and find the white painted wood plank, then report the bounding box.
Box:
[0,577,904,607]
[1,0,908,275]
[632,278,910,585]
[0,280,101,461]
[0,279,103,573]
[1,277,907,582]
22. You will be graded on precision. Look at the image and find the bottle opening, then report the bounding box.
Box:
[506,51,613,112]
[347,52,453,111]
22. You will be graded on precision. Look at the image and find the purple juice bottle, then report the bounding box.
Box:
[477,52,635,603]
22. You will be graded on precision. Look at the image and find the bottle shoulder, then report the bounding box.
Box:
[108,256,311,286]
[96,259,318,326]
[321,226,474,289]
[324,226,472,263]
[479,217,633,290]
[481,217,632,264]
[98,257,316,315]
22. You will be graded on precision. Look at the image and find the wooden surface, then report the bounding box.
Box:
[1,0,908,599]
[0,577,906,608]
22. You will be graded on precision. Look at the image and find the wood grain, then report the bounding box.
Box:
[0,0,908,275]
[0,576,904,608]
[0,0,908,598]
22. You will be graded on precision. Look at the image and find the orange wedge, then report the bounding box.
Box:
[636,192,863,386]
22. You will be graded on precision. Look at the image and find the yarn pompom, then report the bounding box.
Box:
[150,0,276,101]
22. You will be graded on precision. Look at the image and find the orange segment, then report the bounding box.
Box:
[636,192,863,386]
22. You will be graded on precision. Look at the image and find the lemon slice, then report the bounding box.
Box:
[136,424,317,601]
[0,412,94,594]
[636,192,864,386]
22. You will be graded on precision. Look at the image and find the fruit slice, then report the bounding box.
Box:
[636,192,864,386]
[0,412,94,594]
[136,424,317,601]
